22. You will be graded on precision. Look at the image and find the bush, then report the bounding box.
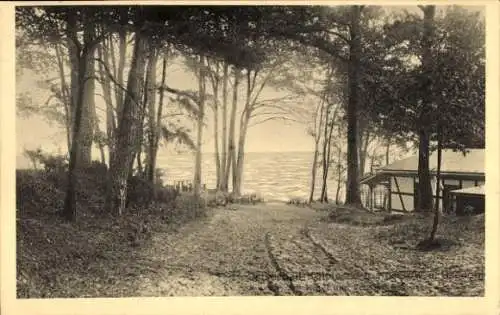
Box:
[16,168,209,298]
[155,185,179,205]
[16,170,65,215]
[22,148,69,173]
[126,175,155,207]
[327,207,382,226]
[81,160,108,176]
[172,194,207,223]
[287,197,308,206]
[126,175,179,208]
[42,154,68,173]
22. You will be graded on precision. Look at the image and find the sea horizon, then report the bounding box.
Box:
[16,150,346,202]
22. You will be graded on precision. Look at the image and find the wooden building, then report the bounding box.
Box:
[449,185,485,215]
[360,149,484,213]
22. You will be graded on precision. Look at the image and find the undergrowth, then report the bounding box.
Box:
[326,205,484,251]
[16,165,207,298]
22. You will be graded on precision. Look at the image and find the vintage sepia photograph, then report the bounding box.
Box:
[14,3,487,300]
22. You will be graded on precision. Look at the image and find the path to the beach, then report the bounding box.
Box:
[133,201,483,297]
[135,203,349,296]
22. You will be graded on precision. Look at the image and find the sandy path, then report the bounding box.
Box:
[135,203,327,296]
[132,203,483,297]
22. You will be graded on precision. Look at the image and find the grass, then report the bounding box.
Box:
[16,167,208,298]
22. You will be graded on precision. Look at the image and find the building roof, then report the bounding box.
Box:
[381,149,484,175]
[360,149,484,185]
[450,185,485,196]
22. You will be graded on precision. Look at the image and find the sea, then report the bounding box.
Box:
[158,151,347,202]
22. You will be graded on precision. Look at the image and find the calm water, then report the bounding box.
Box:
[158,151,346,202]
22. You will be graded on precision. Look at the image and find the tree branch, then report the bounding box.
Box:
[248,116,298,128]
[93,58,141,107]
[158,84,201,107]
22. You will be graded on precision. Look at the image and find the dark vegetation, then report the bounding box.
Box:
[314,206,484,295]
[326,206,484,249]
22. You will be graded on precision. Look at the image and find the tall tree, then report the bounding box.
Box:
[308,93,326,203]
[363,5,485,215]
[416,5,436,212]
[194,55,207,196]
[253,5,390,206]
[145,50,169,186]
[63,8,104,221]
[106,11,150,216]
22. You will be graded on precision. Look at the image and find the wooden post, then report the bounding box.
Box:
[388,178,392,212]
[393,177,406,212]
[371,185,374,210]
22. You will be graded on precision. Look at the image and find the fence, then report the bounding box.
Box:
[165,180,208,193]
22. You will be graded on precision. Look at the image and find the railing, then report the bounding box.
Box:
[167,180,207,193]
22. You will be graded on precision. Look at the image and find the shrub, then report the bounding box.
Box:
[287,197,308,207]
[81,160,108,176]
[16,170,65,215]
[327,206,386,226]
[210,192,265,206]
[23,148,43,170]
[41,154,68,173]
[126,175,179,208]
[126,176,155,207]
[172,194,207,223]
[155,185,179,205]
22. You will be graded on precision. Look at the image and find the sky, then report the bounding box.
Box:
[16,57,317,168]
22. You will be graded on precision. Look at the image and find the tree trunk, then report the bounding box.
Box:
[417,5,436,213]
[385,137,390,165]
[226,67,240,193]
[214,104,221,190]
[63,53,87,221]
[134,48,149,178]
[309,139,321,203]
[234,70,255,196]
[115,14,128,118]
[136,150,143,175]
[98,142,106,164]
[220,62,229,192]
[320,106,330,203]
[358,127,370,179]
[66,11,79,153]
[234,119,248,196]
[145,46,159,182]
[429,123,442,242]
[418,129,433,212]
[76,22,97,167]
[62,10,86,222]
[107,28,148,216]
[234,106,250,196]
[335,153,342,206]
[146,52,167,187]
[382,137,390,210]
[97,38,116,162]
[54,43,72,153]
[210,63,222,190]
[194,55,206,197]
[344,5,363,206]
